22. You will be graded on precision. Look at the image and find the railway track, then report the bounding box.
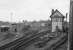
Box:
[11,33,67,50]
[0,30,67,50]
[52,34,68,50]
[10,30,51,50]
[0,30,49,50]
[0,30,39,50]
[45,34,67,50]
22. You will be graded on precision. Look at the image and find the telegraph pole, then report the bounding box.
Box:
[69,0,73,50]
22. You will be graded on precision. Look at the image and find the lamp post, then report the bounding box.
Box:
[10,12,13,22]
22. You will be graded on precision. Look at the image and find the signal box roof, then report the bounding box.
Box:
[50,9,65,18]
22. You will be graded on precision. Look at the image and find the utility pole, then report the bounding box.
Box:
[69,0,73,50]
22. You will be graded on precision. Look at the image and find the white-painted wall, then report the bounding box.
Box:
[52,18,63,32]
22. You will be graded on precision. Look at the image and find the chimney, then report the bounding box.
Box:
[51,9,54,14]
[66,13,68,22]
[66,13,68,18]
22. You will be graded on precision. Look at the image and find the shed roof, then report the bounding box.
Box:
[0,25,11,27]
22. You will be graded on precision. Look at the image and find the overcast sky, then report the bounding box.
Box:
[0,0,70,22]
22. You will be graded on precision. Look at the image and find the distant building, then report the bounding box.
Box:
[50,9,65,32]
[0,25,11,32]
[30,21,47,27]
